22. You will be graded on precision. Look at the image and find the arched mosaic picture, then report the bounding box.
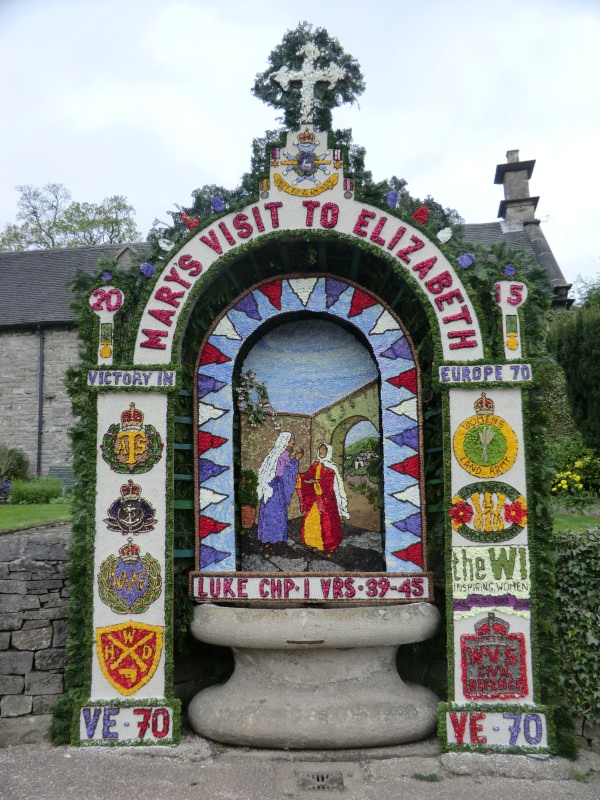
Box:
[194,275,426,574]
[238,317,384,573]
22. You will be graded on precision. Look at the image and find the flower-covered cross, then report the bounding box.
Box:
[271,43,347,123]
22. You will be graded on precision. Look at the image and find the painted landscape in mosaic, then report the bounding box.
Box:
[239,318,384,573]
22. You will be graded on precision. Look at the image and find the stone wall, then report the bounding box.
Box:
[0,327,78,475]
[0,524,70,745]
[574,716,600,754]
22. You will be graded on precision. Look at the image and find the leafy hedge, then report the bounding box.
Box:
[549,305,600,453]
[9,477,63,504]
[555,528,600,727]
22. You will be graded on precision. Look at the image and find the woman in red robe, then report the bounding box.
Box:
[296,443,350,552]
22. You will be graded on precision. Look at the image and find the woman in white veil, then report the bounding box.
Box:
[256,431,301,544]
[317,443,349,521]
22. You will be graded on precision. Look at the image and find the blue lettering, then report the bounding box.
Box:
[88,371,98,386]
[495,365,503,380]
[143,372,152,385]
[82,707,101,739]
[102,708,119,739]
[132,371,143,386]
[163,371,174,386]
[472,366,481,381]
[461,367,471,383]
[440,366,450,382]
[483,365,493,381]
[122,372,131,386]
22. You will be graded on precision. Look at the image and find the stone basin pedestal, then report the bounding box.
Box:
[188,602,440,749]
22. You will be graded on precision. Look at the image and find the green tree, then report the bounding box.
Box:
[548,278,600,453]
[0,183,141,251]
[252,22,365,131]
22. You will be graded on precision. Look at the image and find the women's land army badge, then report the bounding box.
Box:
[101,402,163,473]
[453,393,518,479]
[104,480,157,535]
[97,538,162,614]
[95,621,163,696]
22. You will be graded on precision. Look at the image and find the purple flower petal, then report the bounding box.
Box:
[140,262,155,278]
[385,190,399,208]
[503,263,516,276]
[102,271,113,283]
[457,253,475,269]
[211,195,226,213]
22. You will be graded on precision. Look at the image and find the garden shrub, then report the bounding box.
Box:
[551,451,600,510]
[555,528,600,727]
[548,303,600,453]
[0,444,30,480]
[10,477,63,505]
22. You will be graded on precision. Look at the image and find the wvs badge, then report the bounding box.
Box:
[96,621,163,696]
[101,403,163,473]
[104,480,157,535]
[460,612,528,700]
[97,538,162,614]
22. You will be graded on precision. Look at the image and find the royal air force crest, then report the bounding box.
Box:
[97,537,162,615]
[104,479,157,535]
[101,402,163,473]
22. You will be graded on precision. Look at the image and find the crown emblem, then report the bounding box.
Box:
[297,127,316,144]
[120,480,141,501]
[474,392,495,415]
[121,402,144,431]
[474,612,509,642]
[118,537,141,563]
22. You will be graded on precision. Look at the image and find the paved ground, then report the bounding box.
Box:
[1,734,600,800]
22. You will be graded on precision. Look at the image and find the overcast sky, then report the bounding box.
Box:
[1,0,599,290]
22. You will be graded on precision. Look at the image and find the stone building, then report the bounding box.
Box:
[0,152,571,479]
[0,243,148,478]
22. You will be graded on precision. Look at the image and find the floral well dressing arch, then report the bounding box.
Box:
[81,134,552,750]
[194,274,425,574]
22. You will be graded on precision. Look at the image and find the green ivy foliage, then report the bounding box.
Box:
[548,304,600,453]
[555,529,600,728]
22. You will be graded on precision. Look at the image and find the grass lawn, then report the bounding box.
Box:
[0,504,71,533]
[553,511,600,533]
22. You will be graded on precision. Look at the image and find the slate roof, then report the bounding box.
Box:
[0,224,560,329]
[0,243,150,329]
[462,222,536,256]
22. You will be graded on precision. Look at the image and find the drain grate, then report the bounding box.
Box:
[297,771,345,791]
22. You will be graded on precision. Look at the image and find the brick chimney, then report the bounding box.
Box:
[495,150,572,310]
